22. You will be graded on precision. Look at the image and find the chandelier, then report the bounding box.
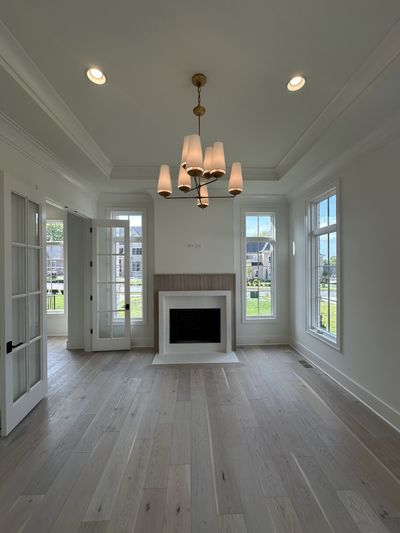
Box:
[157,73,244,208]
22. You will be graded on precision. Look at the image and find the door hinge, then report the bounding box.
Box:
[90,328,93,334]
[90,295,93,301]
[90,227,93,233]
[90,261,93,267]
[125,303,130,310]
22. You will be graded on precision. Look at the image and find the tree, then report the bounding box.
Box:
[46,222,63,242]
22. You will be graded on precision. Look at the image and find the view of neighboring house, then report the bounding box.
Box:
[246,241,272,281]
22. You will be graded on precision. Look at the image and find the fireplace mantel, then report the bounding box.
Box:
[153,274,236,352]
[158,290,232,356]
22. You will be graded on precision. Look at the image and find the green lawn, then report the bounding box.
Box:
[320,300,337,334]
[246,295,272,317]
[130,294,143,320]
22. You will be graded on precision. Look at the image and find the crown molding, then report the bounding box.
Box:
[286,105,400,200]
[0,110,94,193]
[277,17,400,177]
[0,20,112,178]
[111,164,279,181]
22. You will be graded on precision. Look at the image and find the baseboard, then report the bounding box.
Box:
[290,339,400,433]
[130,339,154,348]
[237,335,289,346]
[66,341,85,350]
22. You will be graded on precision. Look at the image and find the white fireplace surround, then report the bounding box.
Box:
[153,290,239,364]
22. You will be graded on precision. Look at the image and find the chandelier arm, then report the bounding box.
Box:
[183,177,219,195]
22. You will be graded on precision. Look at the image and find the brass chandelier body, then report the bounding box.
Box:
[157,73,244,208]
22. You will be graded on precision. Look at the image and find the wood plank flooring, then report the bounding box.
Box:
[1,338,400,532]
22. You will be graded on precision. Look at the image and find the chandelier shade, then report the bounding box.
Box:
[186,134,204,177]
[228,162,244,195]
[203,146,213,178]
[157,164,172,197]
[157,72,243,208]
[181,135,190,169]
[210,142,226,178]
[178,166,191,192]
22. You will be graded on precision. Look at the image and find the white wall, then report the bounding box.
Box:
[154,196,235,273]
[290,136,400,431]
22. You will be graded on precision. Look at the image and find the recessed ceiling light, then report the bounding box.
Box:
[86,67,107,85]
[287,75,306,92]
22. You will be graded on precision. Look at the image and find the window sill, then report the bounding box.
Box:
[242,316,278,324]
[307,328,340,351]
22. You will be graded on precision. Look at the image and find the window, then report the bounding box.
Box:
[308,188,339,345]
[46,220,64,314]
[244,213,275,319]
[110,211,144,322]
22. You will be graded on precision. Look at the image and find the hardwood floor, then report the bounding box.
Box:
[1,338,400,532]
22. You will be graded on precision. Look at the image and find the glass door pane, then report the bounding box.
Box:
[13,348,27,402]
[97,226,127,339]
[29,340,41,387]
[28,201,40,245]
[29,249,40,292]
[12,298,26,345]
[29,294,41,339]
[12,246,26,295]
[11,193,26,243]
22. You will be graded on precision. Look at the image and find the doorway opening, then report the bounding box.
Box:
[45,203,68,341]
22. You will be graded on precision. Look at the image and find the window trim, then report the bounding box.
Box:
[242,210,277,323]
[306,184,341,350]
[108,208,147,326]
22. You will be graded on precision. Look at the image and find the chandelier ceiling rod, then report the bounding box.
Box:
[157,73,244,208]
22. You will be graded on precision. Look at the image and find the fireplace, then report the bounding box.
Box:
[153,289,238,363]
[170,308,221,344]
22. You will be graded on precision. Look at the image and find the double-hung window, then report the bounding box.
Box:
[244,213,275,319]
[110,210,145,322]
[308,188,339,346]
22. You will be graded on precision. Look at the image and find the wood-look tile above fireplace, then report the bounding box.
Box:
[154,274,236,352]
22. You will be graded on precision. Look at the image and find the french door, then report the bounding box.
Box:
[92,219,131,351]
[0,175,47,436]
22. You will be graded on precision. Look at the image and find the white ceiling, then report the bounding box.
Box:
[0,0,400,192]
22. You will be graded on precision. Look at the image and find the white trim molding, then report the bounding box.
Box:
[111,165,279,181]
[0,111,94,194]
[291,339,400,433]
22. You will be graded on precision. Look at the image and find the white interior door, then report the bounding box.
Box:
[0,175,47,436]
[92,219,131,351]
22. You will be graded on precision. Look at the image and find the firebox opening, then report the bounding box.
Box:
[169,308,221,344]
